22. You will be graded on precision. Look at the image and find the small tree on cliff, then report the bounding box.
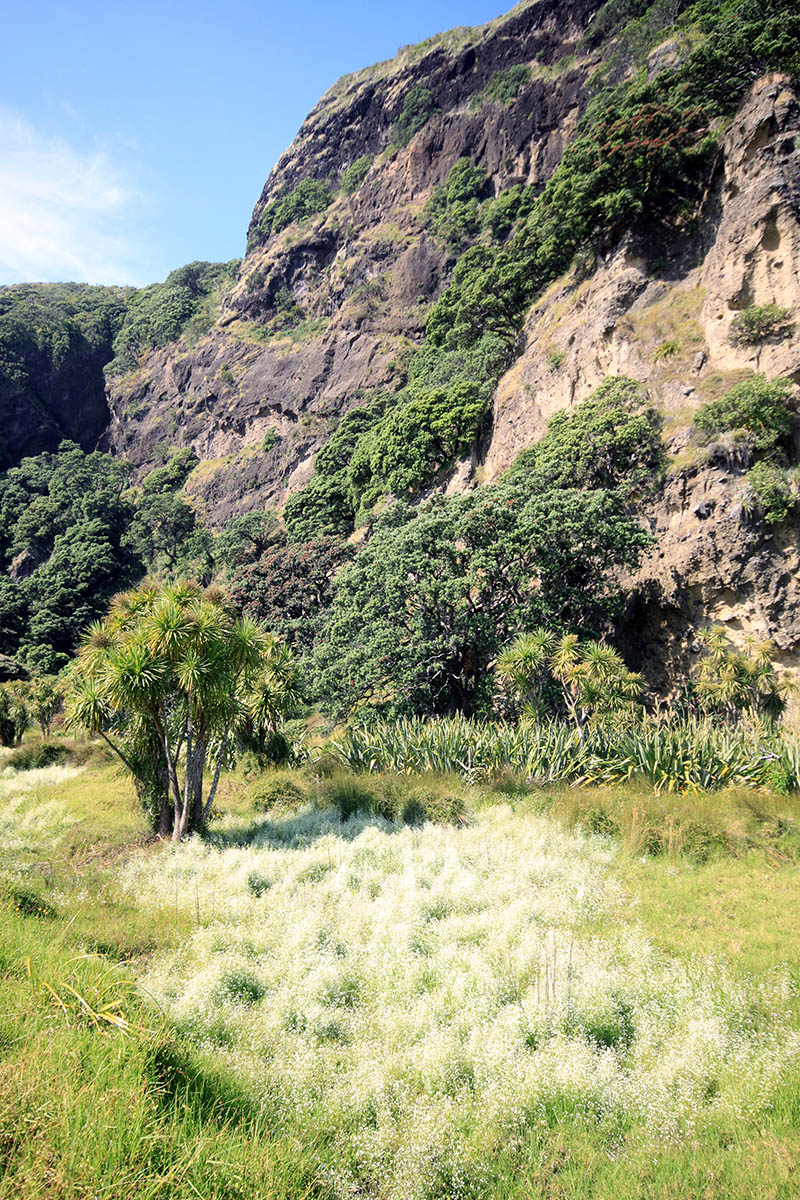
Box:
[68,580,295,839]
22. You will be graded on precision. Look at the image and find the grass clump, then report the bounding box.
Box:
[534,784,800,863]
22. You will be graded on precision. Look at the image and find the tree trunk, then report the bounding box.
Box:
[202,720,231,823]
[174,705,194,843]
[190,738,205,830]
[157,796,173,838]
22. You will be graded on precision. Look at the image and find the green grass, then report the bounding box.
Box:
[1,756,799,1197]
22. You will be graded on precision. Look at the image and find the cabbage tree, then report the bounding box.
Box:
[68,580,296,839]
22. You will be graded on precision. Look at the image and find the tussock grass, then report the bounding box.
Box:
[531,783,800,863]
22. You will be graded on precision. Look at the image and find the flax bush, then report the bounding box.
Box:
[332,715,793,793]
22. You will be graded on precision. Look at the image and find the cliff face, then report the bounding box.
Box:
[0,283,128,469]
[103,0,598,520]
[479,74,800,689]
[33,0,800,695]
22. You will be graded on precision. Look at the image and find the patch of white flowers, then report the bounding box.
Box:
[121,805,799,1199]
[0,767,83,854]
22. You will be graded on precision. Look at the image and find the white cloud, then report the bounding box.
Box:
[0,109,154,286]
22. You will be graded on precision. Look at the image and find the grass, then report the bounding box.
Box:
[1,752,799,1197]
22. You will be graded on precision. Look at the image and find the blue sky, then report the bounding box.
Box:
[0,0,507,287]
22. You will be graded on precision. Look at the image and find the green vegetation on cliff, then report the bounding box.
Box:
[107,260,240,375]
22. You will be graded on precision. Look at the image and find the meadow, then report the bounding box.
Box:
[1,740,800,1199]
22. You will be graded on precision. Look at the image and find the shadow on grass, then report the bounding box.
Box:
[203,804,405,852]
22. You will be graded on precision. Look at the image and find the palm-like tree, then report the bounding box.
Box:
[496,628,555,718]
[498,629,643,737]
[695,627,787,723]
[68,580,295,839]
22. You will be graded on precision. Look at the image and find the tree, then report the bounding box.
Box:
[498,629,643,736]
[0,442,142,672]
[0,683,29,746]
[315,485,649,719]
[693,627,787,723]
[496,628,556,718]
[126,450,213,580]
[28,676,64,737]
[67,580,296,840]
[214,509,284,574]
[549,634,643,739]
[230,535,352,652]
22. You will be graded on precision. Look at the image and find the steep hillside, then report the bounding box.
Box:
[0,283,131,469]
[480,73,800,688]
[2,0,799,698]
[102,0,599,518]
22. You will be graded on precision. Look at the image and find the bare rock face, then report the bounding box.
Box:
[104,0,598,522]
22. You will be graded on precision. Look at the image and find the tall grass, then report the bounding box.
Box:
[121,805,800,1200]
[333,715,799,793]
[2,755,800,1198]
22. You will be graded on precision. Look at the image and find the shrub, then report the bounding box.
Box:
[391,84,438,147]
[261,428,279,454]
[257,179,333,241]
[694,375,795,453]
[341,155,373,194]
[253,777,307,812]
[729,303,794,347]
[483,64,531,105]
[246,267,266,291]
[744,461,794,524]
[506,376,663,498]
[4,741,69,771]
[424,158,490,249]
[348,381,488,508]
[547,350,566,371]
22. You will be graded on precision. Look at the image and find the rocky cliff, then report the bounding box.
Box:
[478,74,800,687]
[7,0,799,697]
[103,0,599,519]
